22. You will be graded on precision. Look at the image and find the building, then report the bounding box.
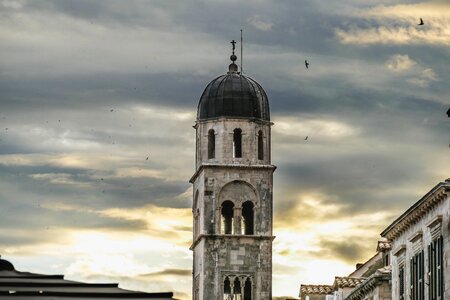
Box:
[381,178,450,300]
[0,257,175,299]
[189,42,275,299]
[299,178,450,300]
[299,285,333,300]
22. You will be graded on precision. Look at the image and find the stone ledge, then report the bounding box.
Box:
[189,234,276,250]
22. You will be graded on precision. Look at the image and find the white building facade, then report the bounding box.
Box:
[381,179,450,300]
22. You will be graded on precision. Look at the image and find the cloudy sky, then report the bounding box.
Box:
[0,0,449,298]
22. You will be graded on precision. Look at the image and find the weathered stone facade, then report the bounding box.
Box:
[190,58,275,299]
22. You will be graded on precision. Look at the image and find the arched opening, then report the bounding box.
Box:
[244,278,252,300]
[223,277,231,298]
[208,129,215,159]
[242,201,254,235]
[233,128,242,158]
[233,278,242,299]
[221,201,234,234]
[257,130,263,160]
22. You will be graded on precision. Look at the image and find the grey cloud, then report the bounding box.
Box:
[309,238,372,264]
[140,268,191,278]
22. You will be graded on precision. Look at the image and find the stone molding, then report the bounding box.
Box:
[189,163,276,183]
[380,180,449,240]
[190,234,276,250]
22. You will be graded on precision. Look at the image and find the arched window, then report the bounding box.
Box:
[244,278,252,300]
[257,130,263,160]
[221,201,234,234]
[223,276,252,300]
[233,277,242,296]
[242,201,254,235]
[224,277,231,297]
[233,128,242,158]
[208,129,215,159]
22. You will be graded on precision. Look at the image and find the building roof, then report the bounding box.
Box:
[380,179,450,240]
[345,267,391,300]
[197,63,270,122]
[0,258,175,299]
[333,277,366,289]
[299,284,333,296]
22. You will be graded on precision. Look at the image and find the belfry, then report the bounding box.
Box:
[190,41,276,300]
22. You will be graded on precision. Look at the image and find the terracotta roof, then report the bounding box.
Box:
[333,277,366,289]
[300,284,333,295]
[345,267,391,300]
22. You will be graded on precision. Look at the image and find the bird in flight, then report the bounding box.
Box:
[305,60,310,69]
[418,18,424,26]
[304,136,308,140]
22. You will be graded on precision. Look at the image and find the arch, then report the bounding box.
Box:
[224,276,231,295]
[218,180,258,207]
[223,275,252,300]
[257,130,263,160]
[242,201,254,235]
[244,278,252,300]
[208,129,215,159]
[221,201,234,234]
[233,128,242,158]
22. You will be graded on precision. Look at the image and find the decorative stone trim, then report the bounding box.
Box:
[190,234,275,250]
[428,215,443,241]
[380,181,449,240]
[190,164,277,183]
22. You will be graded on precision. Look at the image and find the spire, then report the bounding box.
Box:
[228,40,238,73]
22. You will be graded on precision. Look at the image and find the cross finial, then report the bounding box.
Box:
[230,40,236,54]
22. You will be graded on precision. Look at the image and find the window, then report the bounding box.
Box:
[257,130,263,160]
[242,201,254,235]
[221,201,234,234]
[399,265,405,300]
[208,129,215,159]
[410,250,424,300]
[428,236,444,300]
[223,276,252,300]
[384,253,390,267]
[233,128,242,158]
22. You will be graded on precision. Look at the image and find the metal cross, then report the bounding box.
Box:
[230,40,236,53]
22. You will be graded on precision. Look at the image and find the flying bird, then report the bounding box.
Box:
[305,60,310,69]
[146,157,149,160]
[418,18,424,25]
[304,136,308,140]
[110,109,114,112]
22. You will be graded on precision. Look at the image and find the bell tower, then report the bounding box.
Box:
[190,42,275,300]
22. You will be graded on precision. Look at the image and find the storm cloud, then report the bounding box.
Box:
[0,0,449,299]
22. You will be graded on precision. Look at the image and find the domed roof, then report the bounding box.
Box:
[0,257,15,271]
[197,64,270,121]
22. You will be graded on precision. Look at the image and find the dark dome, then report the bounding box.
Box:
[0,258,15,271]
[197,70,270,121]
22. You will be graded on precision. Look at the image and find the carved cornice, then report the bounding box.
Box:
[189,163,276,183]
[189,234,276,250]
[345,272,391,300]
[380,180,449,240]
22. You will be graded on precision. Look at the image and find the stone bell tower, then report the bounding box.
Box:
[190,41,275,300]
